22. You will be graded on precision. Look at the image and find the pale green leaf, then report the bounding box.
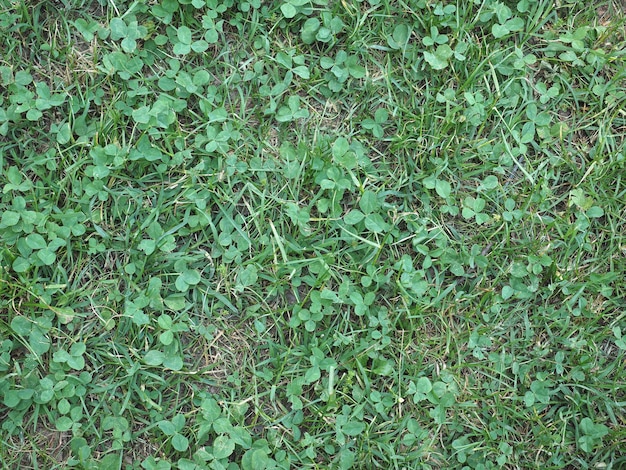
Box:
[213,435,235,459]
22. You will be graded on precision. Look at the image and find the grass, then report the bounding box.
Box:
[0,0,625,468]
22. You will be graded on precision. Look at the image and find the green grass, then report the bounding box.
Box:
[1,0,625,468]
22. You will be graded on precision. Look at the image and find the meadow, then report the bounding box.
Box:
[1,0,625,468]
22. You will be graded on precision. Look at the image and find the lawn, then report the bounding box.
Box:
[1,0,625,468]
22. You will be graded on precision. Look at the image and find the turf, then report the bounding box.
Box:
[1,0,625,468]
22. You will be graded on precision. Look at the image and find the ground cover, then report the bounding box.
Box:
[1,0,625,468]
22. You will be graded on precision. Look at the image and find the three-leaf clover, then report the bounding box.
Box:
[158,414,189,452]
[109,17,147,53]
[361,108,388,138]
[578,417,609,453]
[424,44,454,70]
[175,258,203,292]
[53,343,87,370]
[462,196,489,224]
[276,95,310,122]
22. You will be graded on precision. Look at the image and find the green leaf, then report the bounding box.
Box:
[423,45,453,70]
[301,17,320,44]
[578,418,608,452]
[320,56,334,69]
[37,249,56,265]
[103,416,129,432]
[26,233,47,250]
[237,265,258,288]
[55,307,76,324]
[1,210,20,226]
[158,314,173,329]
[181,269,201,286]
[570,188,594,211]
[173,43,191,55]
[194,70,211,86]
[172,433,189,452]
[580,417,609,439]
[332,137,349,159]
[70,342,87,356]
[280,3,297,18]
[121,37,137,53]
[242,449,269,470]
[191,40,209,53]
[164,295,187,311]
[213,435,235,459]
[74,18,100,41]
[389,24,410,49]
[158,420,176,435]
[229,426,252,449]
[492,24,509,38]
[416,377,432,393]
[109,18,127,40]
[316,26,332,42]
[506,17,524,32]
[423,51,445,69]
[68,355,85,370]
[304,365,321,383]
[138,239,156,255]
[374,107,388,123]
[11,316,32,335]
[14,70,32,85]
[372,358,394,376]
[462,207,475,219]
[205,28,219,44]
[177,26,192,45]
[480,175,499,190]
[53,349,72,363]
[292,66,310,79]
[30,330,50,355]
[173,414,185,430]
[163,355,183,371]
[435,179,451,199]
[475,213,490,224]
[342,420,365,436]
[57,122,72,144]
[586,206,604,218]
[56,416,73,431]
[128,305,149,326]
[132,106,151,124]
[4,390,21,408]
[474,197,486,212]
[97,453,122,470]
[520,121,535,143]
[26,108,43,121]
[58,399,71,414]
[347,62,366,78]
[335,150,357,169]
[144,350,165,366]
[159,331,174,346]
[344,209,365,225]
[12,257,31,273]
[359,190,379,214]
[364,213,389,233]
[502,285,515,300]
[494,3,512,22]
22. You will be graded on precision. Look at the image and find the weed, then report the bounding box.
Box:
[1,0,625,468]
